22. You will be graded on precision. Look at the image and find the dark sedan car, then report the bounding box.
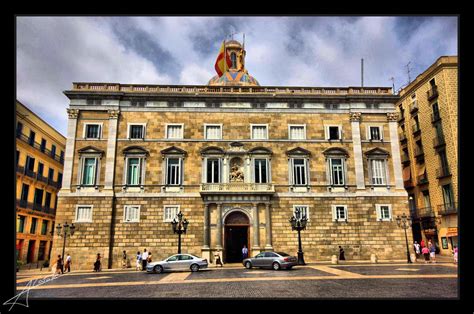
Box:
[243,252,297,270]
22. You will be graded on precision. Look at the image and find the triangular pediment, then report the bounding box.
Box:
[364,147,390,156]
[286,147,311,156]
[122,146,149,155]
[249,147,273,155]
[200,146,225,155]
[77,146,104,156]
[161,146,187,156]
[323,147,349,156]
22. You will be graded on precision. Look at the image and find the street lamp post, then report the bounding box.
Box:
[171,211,189,254]
[289,208,307,265]
[396,213,412,264]
[56,222,76,269]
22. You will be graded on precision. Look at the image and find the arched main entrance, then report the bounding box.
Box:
[224,211,250,263]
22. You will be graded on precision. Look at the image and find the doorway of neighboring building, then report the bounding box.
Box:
[224,211,250,263]
[27,240,36,263]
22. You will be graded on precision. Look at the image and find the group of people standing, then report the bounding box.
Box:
[413,239,457,263]
[135,249,153,271]
[55,253,72,274]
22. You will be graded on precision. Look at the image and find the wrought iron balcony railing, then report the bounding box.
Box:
[437,203,457,216]
[433,136,446,148]
[427,86,439,101]
[416,206,435,219]
[412,124,421,135]
[417,174,429,185]
[414,147,425,158]
[200,182,275,193]
[409,100,419,113]
[16,132,64,164]
[16,199,56,215]
[400,133,408,143]
[436,167,451,179]
[431,112,441,123]
[401,154,410,164]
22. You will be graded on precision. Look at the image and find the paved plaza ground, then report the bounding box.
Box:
[15,260,458,299]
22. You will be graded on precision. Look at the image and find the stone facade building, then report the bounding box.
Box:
[16,100,66,265]
[396,56,458,256]
[51,40,412,270]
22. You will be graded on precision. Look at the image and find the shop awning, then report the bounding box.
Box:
[417,164,426,176]
[403,166,411,181]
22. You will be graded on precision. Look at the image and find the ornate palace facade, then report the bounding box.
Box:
[51,40,412,269]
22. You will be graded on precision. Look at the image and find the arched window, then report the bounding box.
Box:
[231,52,237,69]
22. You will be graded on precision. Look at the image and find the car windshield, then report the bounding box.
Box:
[276,252,290,257]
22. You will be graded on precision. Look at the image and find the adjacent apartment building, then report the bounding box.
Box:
[51,40,412,270]
[16,100,66,265]
[397,56,458,256]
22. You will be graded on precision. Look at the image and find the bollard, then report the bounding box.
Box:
[331,255,338,264]
[370,254,378,263]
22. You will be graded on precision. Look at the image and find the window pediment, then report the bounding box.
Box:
[249,147,273,156]
[122,146,149,156]
[161,146,187,156]
[323,147,349,157]
[200,146,225,156]
[286,147,311,157]
[364,147,390,157]
[78,146,104,157]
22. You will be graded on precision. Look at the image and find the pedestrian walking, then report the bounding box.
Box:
[453,245,458,264]
[122,250,127,269]
[429,244,436,263]
[422,246,430,263]
[136,251,142,271]
[56,255,63,275]
[65,254,72,272]
[242,245,248,260]
[339,246,345,261]
[94,253,102,272]
[413,241,421,259]
[214,250,223,267]
[141,249,148,271]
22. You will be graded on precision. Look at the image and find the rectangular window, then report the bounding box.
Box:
[30,218,37,234]
[51,144,56,157]
[166,124,183,139]
[292,158,307,185]
[75,205,93,222]
[129,124,145,139]
[127,158,141,185]
[26,156,35,171]
[206,159,220,183]
[328,126,341,140]
[29,130,36,146]
[41,220,48,235]
[163,206,180,222]
[376,205,392,221]
[205,125,222,140]
[293,205,309,220]
[289,125,306,140]
[21,184,29,201]
[38,241,47,260]
[422,191,431,209]
[439,149,449,170]
[48,168,54,181]
[254,159,268,183]
[124,205,140,222]
[85,124,101,139]
[166,158,181,185]
[329,158,344,185]
[369,126,382,140]
[251,125,268,140]
[60,151,64,163]
[34,188,44,205]
[17,216,26,233]
[442,184,454,206]
[333,205,348,221]
[16,122,23,136]
[37,163,44,177]
[16,150,20,166]
[82,158,97,186]
[432,102,440,119]
[44,192,52,209]
[371,159,387,185]
[40,139,47,152]
[58,173,63,187]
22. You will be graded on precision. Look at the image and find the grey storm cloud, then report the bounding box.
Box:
[16,16,458,135]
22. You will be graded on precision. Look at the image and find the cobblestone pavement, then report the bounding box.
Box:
[15,262,458,299]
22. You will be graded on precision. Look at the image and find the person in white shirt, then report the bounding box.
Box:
[141,249,148,271]
[65,254,72,272]
[136,251,142,271]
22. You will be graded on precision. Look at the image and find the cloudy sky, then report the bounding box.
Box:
[16,16,458,135]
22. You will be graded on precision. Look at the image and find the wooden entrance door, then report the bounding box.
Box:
[224,211,250,263]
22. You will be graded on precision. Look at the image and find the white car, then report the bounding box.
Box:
[146,254,208,273]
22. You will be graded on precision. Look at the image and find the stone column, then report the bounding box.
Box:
[350,112,365,189]
[61,109,79,192]
[104,110,120,190]
[201,203,211,262]
[215,203,223,250]
[264,203,273,250]
[387,112,404,189]
[252,203,261,255]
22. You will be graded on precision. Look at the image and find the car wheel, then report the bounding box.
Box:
[272,262,281,270]
[245,261,252,269]
[190,264,200,272]
[154,265,163,274]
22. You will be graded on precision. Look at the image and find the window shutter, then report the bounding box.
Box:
[345,206,349,221]
[305,158,310,185]
[289,159,294,185]
[93,158,98,185]
[376,205,381,221]
[179,158,183,185]
[332,205,336,221]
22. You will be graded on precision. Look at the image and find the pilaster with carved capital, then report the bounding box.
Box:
[108,109,120,119]
[349,112,362,122]
[387,112,399,122]
[67,108,79,119]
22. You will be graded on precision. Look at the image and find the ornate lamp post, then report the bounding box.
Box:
[396,213,412,263]
[289,208,307,265]
[171,211,189,254]
[56,222,76,267]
